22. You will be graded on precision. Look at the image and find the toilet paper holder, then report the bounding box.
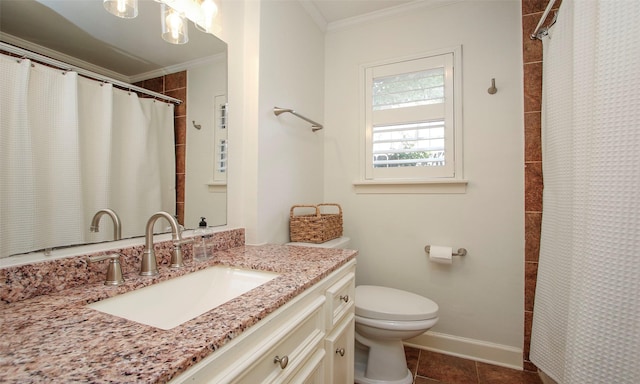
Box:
[424,245,467,257]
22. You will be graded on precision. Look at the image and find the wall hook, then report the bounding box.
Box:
[487,78,497,95]
[192,120,202,130]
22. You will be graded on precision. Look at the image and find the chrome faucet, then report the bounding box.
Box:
[90,209,122,241]
[140,211,191,276]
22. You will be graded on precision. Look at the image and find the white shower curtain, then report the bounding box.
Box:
[104,86,176,239]
[1,56,84,255]
[78,76,176,241]
[530,1,640,383]
[0,55,175,256]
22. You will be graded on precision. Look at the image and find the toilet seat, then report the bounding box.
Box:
[355,285,438,321]
[355,315,438,332]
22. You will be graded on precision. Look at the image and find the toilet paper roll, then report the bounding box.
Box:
[429,245,453,265]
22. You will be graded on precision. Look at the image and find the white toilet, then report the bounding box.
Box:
[354,285,438,384]
[285,236,439,384]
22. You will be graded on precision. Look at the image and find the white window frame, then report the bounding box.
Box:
[355,47,466,194]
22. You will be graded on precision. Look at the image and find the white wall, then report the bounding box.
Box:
[221,0,325,245]
[254,1,326,244]
[324,0,525,362]
[185,59,227,228]
[218,0,254,233]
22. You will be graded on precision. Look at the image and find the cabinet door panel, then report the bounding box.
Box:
[325,314,355,384]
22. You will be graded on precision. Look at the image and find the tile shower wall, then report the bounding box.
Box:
[134,71,187,225]
[521,0,561,372]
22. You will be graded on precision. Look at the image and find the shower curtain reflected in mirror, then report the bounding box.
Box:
[530,1,640,383]
[0,54,175,258]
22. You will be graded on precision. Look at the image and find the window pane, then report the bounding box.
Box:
[372,120,445,167]
[372,68,444,111]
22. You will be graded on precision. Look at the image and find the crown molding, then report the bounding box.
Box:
[129,52,227,83]
[298,0,328,33]
[326,0,464,32]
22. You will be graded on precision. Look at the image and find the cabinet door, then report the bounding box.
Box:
[325,314,354,384]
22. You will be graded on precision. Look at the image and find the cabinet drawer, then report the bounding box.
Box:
[325,272,355,328]
[233,298,325,384]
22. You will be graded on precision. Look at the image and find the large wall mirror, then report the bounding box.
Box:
[0,0,227,259]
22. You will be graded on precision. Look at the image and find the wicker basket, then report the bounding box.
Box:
[289,204,343,244]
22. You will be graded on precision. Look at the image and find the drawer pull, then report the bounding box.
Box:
[335,348,345,357]
[339,295,349,303]
[274,355,289,369]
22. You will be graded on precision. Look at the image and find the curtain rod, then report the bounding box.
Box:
[0,42,182,105]
[530,0,558,40]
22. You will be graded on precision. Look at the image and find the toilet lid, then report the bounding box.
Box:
[355,285,438,321]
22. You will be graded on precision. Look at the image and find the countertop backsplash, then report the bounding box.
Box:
[0,228,245,304]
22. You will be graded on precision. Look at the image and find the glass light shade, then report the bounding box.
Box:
[161,4,189,44]
[103,0,138,19]
[196,0,218,33]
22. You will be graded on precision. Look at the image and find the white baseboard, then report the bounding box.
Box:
[404,331,523,370]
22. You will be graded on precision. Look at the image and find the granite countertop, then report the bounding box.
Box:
[0,244,357,383]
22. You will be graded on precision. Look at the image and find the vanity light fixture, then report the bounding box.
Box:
[103,0,220,44]
[196,0,218,33]
[103,0,138,19]
[160,0,221,35]
[161,3,189,44]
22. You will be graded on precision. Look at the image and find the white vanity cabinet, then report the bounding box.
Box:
[172,259,356,384]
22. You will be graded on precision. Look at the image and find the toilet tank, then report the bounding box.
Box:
[286,237,351,249]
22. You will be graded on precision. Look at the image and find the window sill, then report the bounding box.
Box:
[353,179,467,194]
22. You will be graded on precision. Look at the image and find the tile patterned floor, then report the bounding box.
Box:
[404,346,543,384]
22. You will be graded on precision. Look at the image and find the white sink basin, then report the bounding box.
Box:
[87,266,279,330]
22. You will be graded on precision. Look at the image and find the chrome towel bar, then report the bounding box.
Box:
[274,107,323,132]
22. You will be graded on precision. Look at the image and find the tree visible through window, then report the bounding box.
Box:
[372,67,444,110]
[372,120,445,168]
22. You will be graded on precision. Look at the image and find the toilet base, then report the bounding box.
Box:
[354,340,413,384]
[354,362,412,384]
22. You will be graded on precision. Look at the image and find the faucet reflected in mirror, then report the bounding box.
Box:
[140,212,193,276]
[89,209,122,241]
